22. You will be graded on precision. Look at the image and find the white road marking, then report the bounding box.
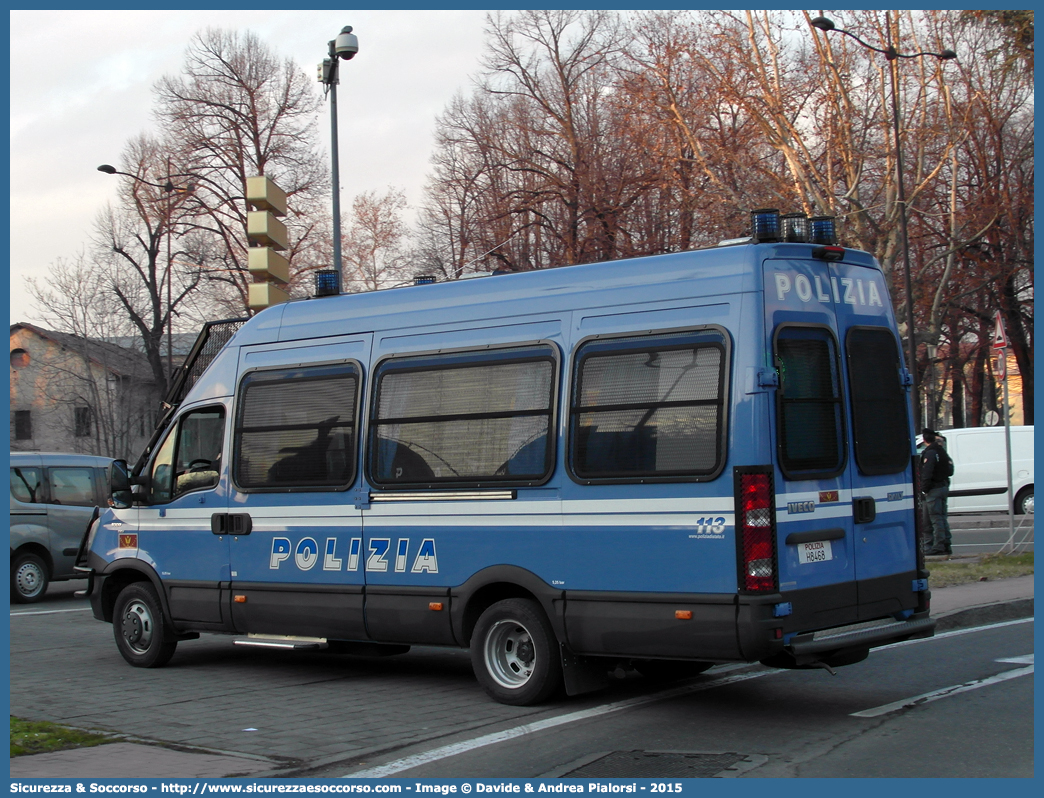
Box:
[10,607,92,617]
[851,665,1034,718]
[877,616,1033,650]
[344,669,779,778]
[345,616,1033,777]
[995,654,1033,664]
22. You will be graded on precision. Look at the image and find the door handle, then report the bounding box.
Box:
[229,513,252,536]
[853,496,876,524]
[211,513,252,535]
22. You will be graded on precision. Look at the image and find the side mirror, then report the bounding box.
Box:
[109,460,133,509]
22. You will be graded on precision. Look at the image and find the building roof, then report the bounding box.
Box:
[10,322,157,384]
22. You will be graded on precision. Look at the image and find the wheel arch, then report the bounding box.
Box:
[11,542,54,577]
[451,565,564,647]
[96,561,172,625]
[1015,483,1034,514]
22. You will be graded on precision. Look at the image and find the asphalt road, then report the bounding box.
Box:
[9,566,1034,779]
[338,620,1032,778]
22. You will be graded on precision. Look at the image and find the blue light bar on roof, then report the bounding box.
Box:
[315,269,341,297]
[751,208,780,242]
[809,216,838,246]
[781,213,809,243]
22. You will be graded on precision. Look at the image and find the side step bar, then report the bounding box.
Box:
[233,635,327,650]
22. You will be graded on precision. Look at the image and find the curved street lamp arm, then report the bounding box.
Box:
[810,17,956,62]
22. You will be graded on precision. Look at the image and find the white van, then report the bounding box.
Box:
[942,426,1033,514]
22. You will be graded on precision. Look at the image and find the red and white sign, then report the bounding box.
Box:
[996,349,1007,379]
[993,310,1008,349]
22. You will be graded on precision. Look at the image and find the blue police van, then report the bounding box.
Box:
[80,210,934,705]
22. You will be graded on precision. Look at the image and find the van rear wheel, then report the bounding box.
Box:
[113,583,178,668]
[1015,486,1033,515]
[471,598,562,705]
[11,552,49,604]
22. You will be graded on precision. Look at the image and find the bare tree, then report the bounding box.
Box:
[26,255,158,460]
[342,188,411,292]
[154,28,330,314]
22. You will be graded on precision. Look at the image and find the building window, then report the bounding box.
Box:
[10,349,30,368]
[74,407,92,438]
[12,410,32,441]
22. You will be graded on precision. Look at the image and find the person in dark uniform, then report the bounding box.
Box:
[920,428,952,555]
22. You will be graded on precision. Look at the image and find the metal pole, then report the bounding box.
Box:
[1000,349,1016,552]
[887,14,920,431]
[329,46,343,277]
[165,156,173,385]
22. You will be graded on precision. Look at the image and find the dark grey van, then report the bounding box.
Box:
[9,452,112,603]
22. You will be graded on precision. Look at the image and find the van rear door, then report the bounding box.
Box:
[766,253,917,624]
[765,257,855,608]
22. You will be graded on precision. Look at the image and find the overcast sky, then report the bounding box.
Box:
[9,9,491,326]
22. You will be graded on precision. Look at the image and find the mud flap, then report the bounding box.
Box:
[560,644,610,696]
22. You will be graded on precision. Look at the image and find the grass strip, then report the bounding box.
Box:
[928,552,1034,587]
[11,716,114,758]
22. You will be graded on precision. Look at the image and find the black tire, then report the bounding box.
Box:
[1015,486,1033,515]
[112,582,178,668]
[11,552,49,604]
[471,598,563,705]
[633,659,714,681]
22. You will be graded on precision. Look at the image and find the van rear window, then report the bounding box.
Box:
[370,347,556,487]
[10,467,42,504]
[846,327,911,474]
[234,363,360,490]
[774,327,845,479]
[570,331,727,481]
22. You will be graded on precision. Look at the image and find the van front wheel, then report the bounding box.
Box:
[1015,486,1033,515]
[471,598,562,705]
[113,583,178,668]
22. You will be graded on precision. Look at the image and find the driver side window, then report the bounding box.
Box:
[149,407,226,504]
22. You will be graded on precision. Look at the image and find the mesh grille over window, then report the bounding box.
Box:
[371,351,555,486]
[847,327,911,474]
[572,338,726,479]
[775,329,845,477]
[235,364,359,490]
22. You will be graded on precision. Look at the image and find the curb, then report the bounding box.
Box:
[933,597,1034,632]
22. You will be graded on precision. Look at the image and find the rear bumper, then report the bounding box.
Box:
[787,614,935,657]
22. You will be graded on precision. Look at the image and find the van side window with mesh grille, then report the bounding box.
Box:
[369,347,556,487]
[570,331,728,481]
[774,326,846,479]
[846,327,911,475]
[234,363,360,491]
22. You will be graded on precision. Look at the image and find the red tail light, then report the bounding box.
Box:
[735,468,778,592]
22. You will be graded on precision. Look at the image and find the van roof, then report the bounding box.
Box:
[9,452,114,468]
[235,242,880,347]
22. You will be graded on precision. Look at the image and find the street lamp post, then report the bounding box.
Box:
[97,164,193,389]
[810,14,955,430]
[318,25,359,287]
